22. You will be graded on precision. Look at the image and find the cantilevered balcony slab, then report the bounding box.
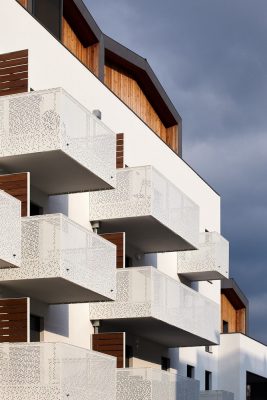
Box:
[117,368,200,400]
[0,88,116,194]
[0,190,21,268]
[0,214,116,303]
[177,232,229,280]
[0,342,116,400]
[89,166,199,253]
[89,267,220,347]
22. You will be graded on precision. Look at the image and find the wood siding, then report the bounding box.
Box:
[92,332,125,368]
[116,133,124,169]
[221,294,246,334]
[100,232,125,269]
[0,49,28,96]
[0,298,29,343]
[62,17,100,76]
[17,0,28,8]
[105,62,178,153]
[0,173,29,217]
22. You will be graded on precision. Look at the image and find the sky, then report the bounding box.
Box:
[85,0,267,343]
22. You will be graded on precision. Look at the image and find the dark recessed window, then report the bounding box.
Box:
[30,315,43,342]
[223,320,229,333]
[161,357,170,371]
[187,365,195,378]
[32,0,62,39]
[205,371,212,390]
[125,345,133,368]
[30,202,43,216]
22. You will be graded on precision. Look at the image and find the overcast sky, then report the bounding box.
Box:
[85,0,267,343]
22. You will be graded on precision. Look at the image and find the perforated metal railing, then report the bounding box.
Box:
[0,190,21,268]
[116,368,200,400]
[0,214,116,300]
[89,165,199,248]
[177,231,229,279]
[89,266,219,343]
[0,342,116,400]
[0,87,116,187]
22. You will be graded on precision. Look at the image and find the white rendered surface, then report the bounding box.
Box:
[218,334,267,400]
[0,214,116,303]
[117,368,200,400]
[200,391,234,400]
[0,342,116,400]
[0,190,21,268]
[0,0,220,232]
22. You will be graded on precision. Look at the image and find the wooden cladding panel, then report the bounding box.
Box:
[0,50,28,96]
[105,62,179,153]
[116,133,124,169]
[0,173,29,217]
[0,298,28,343]
[62,17,100,76]
[221,294,246,334]
[92,332,124,368]
[100,232,125,268]
[17,0,28,8]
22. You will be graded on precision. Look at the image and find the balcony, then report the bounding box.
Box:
[0,342,116,400]
[177,232,229,280]
[200,391,234,400]
[0,214,116,303]
[117,368,199,400]
[0,88,116,194]
[0,190,21,268]
[89,166,199,253]
[89,267,220,347]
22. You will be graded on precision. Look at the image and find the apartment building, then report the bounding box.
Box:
[0,1,265,399]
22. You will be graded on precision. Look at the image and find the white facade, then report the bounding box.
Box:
[0,2,264,400]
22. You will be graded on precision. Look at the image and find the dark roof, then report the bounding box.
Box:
[221,278,249,309]
[64,0,182,128]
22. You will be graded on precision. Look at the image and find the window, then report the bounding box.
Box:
[125,345,133,368]
[205,371,212,390]
[32,0,62,39]
[187,365,195,378]
[30,315,43,342]
[161,357,170,371]
[30,202,43,216]
[223,320,229,333]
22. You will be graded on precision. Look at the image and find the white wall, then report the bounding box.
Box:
[218,334,267,400]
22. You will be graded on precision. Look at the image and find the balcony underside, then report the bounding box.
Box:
[180,270,227,281]
[0,277,113,304]
[98,216,196,253]
[0,151,113,195]
[100,317,217,348]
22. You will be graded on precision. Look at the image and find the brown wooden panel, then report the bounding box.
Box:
[62,17,100,76]
[16,0,28,8]
[0,50,28,96]
[116,133,124,169]
[100,232,125,268]
[92,332,125,368]
[105,62,179,153]
[221,294,246,334]
[0,298,28,343]
[0,173,29,217]
[236,308,246,334]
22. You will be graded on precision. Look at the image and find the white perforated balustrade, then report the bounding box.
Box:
[116,368,200,400]
[0,190,21,268]
[200,391,234,400]
[0,88,116,193]
[0,214,116,303]
[0,342,116,400]
[177,231,229,280]
[89,266,220,346]
[89,166,199,252]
